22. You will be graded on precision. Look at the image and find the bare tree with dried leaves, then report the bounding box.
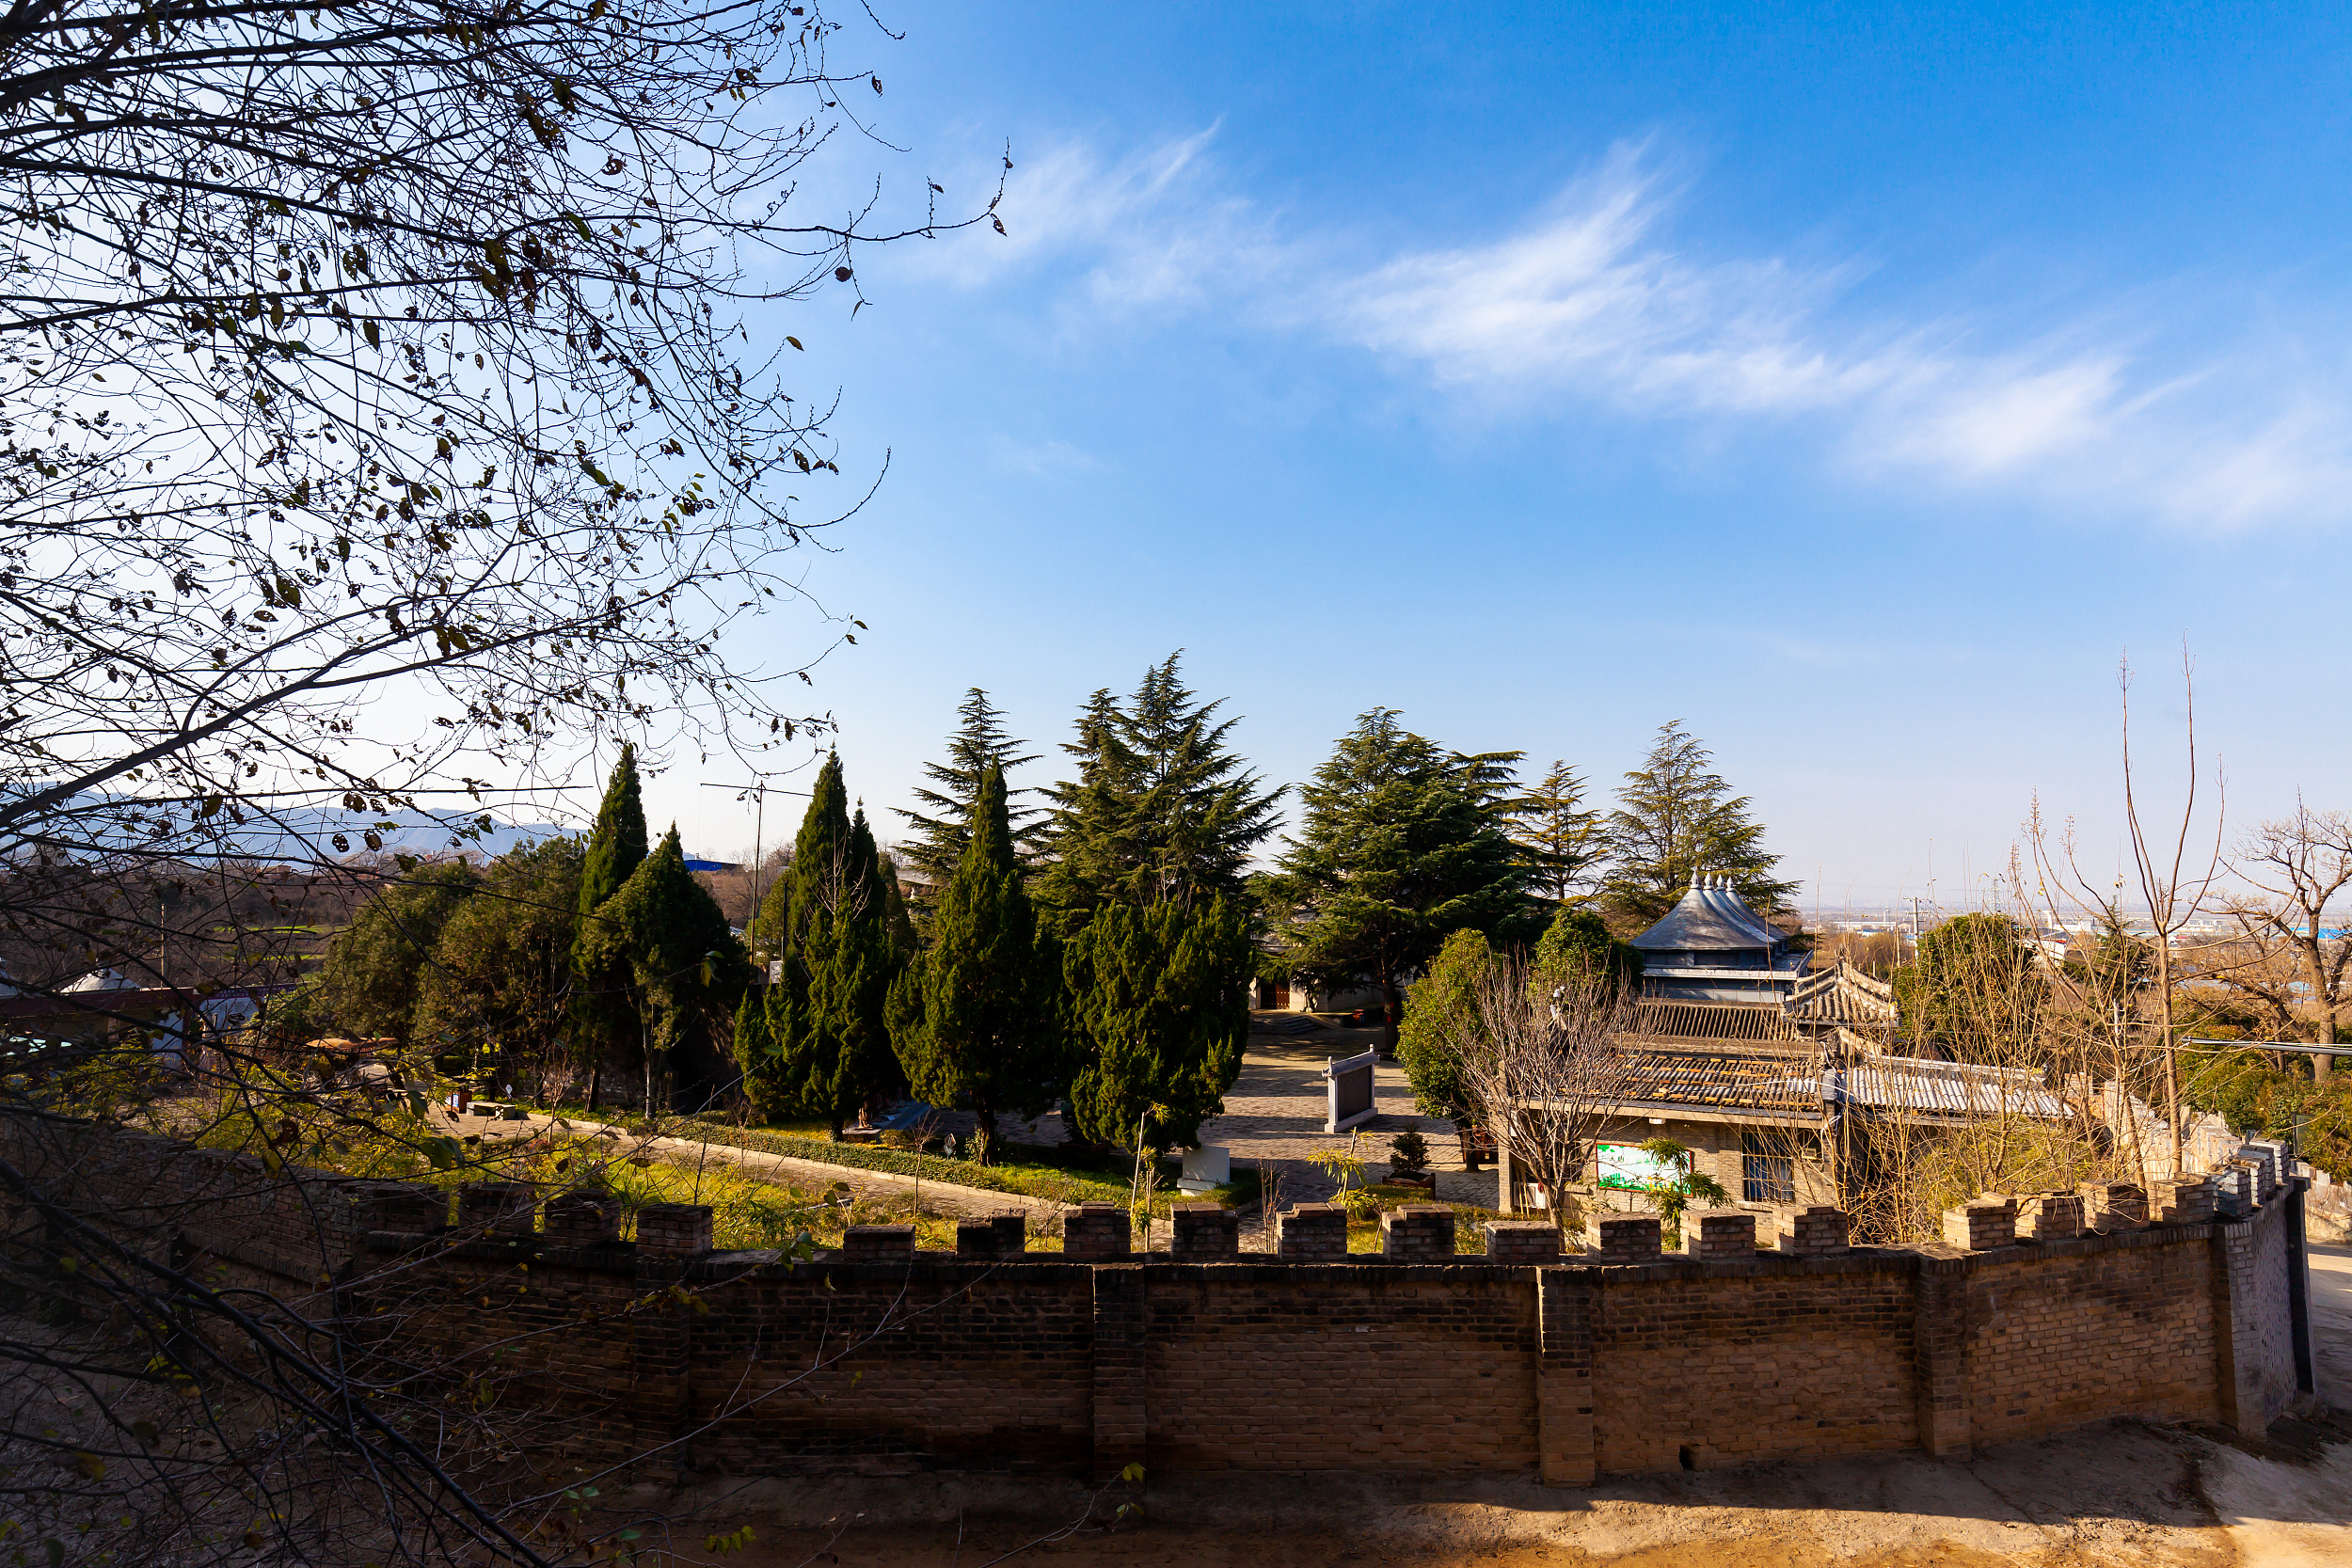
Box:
[1436,956,1637,1236]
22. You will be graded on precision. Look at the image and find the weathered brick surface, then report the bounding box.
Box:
[543,1191,620,1246]
[1142,1264,1539,1472]
[2015,1193,2085,1243]
[1772,1206,1851,1255]
[1168,1203,1238,1260]
[2081,1180,2148,1230]
[839,1224,914,1261]
[4,1116,2315,1484]
[1276,1203,1346,1260]
[1485,1221,1564,1264]
[1064,1202,1131,1261]
[637,1203,712,1256]
[1681,1209,1757,1259]
[1380,1205,1454,1260]
[1586,1213,1661,1263]
[1963,1230,2217,1445]
[2151,1177,2217,1227]
[684,1258,1098,1474]
[458,1180,535,1236]
[954,1212,1028,1259]
[1592,1258,1919,1471]
[1943,1200,2016,1251]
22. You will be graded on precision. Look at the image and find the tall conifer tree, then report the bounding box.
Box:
[1601,721,1797,927]
[1508,760,1606,908]
[892,689,1042,911]
[1036,653,1281,934]
[569,745,648,1108]
[1269,709,1539,1047]
[1064,895,1250,1153]
[736,755,903,1134]
[575,827,748,1113]
[886,765,1060,1161]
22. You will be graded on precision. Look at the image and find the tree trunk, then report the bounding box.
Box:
[2307,932,2336,1082]
[977,1107,997,1165]
[585,1057,601,1113]
[1379,968,1400,1057]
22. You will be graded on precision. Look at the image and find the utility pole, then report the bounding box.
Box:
[698,779,808,942]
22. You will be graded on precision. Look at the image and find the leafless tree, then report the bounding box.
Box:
[2200,803,2352,1079]
[1438,958,1637,1236]
[0,0,1004,884]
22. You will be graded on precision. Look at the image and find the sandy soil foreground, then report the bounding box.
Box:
[605,1405,2348,1568]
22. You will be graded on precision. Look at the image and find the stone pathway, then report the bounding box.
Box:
[1197,1017,1501,1211]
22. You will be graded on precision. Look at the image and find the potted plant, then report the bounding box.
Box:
[1385,1127,1436,1192]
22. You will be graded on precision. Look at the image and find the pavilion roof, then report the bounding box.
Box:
[1629,874,1786,953]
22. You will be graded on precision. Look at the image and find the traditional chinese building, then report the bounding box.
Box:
[1627,872,1810,1003]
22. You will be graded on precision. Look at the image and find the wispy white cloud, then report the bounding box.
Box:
[921,131,2352,531]
[1331,144,2352,530]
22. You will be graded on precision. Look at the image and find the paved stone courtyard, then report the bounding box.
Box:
[1192,1014,1501,1210]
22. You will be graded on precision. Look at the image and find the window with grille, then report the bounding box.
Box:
[1741,1129,1795,1204]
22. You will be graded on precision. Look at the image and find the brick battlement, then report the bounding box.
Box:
[1,1114,2317,1488]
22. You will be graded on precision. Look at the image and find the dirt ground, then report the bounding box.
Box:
[616,1410,2351,1567]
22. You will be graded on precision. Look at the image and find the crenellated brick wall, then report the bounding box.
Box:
[0,1114,2320,1486]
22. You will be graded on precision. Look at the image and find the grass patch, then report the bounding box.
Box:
[657,1115,1228,1214]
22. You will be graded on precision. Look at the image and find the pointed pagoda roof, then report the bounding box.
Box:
[1629,873,1784,953]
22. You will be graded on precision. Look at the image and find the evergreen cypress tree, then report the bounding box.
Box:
[735,754,903,1134]
[891,689,1042,911]
[1600,721,1798,927]
[569,745,648,1108]
[1269,709,1540,1048]
[1036,653,1282,933]
[576,827,748,1113]
[886,765,1060,1162]
[1063,895,1250,1153]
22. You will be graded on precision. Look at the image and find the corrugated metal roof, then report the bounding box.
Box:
[1790,1058,2067,1119]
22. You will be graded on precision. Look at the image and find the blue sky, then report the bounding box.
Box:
[636,2,2352,912]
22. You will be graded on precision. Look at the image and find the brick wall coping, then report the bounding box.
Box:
[349,1208,2277,1285]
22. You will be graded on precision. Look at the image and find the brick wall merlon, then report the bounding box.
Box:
[1169,1203,1238,1260]
[1277,1203,1346,1260]
[2079,1180,2148,1231]
[2152,1176,2217,1226]
[544,1192,621,1246]
[1064,1202,1132,1261]
[840,1224,914,1260]
[954,1212,1027,1259]
[2015,1193,2085,1242]
[1485,1220,1564,1263]
[1772,1205,1851,1255]
[458,1180,535,1237]
[1586,1212,1662,1263]
[1942,1199,2015,1251]
[1380,1204,1454,1260]
[371,1181,448,1234]
[636,1202,712,1256]
[1681,1208,1756,1259]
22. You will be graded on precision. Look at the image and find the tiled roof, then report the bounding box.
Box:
[1625,1001,1801,1042]
[1613,1047,1820,1112]
[1785,959,1899,1028]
